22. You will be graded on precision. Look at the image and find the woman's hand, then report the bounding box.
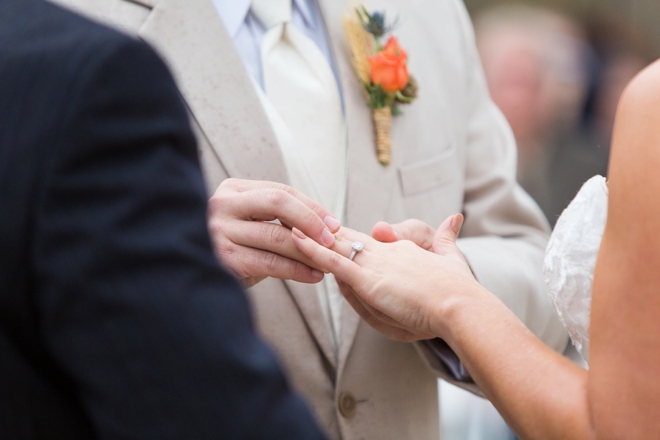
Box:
[292,214,482,341]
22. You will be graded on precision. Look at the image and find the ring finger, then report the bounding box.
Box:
[329,234,371,265]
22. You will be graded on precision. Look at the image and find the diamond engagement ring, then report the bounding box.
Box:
[349,241,364,261]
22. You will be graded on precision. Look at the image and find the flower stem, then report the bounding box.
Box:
[373,107,392,166]
[375,37,383,52]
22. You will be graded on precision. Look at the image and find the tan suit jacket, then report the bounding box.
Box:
[50,0,568,438]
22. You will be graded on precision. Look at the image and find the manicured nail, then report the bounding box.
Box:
[311,270,324,280]
[324,215,341,231]
[321,228,335,246]
[292,228,307,240]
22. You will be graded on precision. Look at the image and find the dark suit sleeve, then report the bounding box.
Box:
[31,35,325,439]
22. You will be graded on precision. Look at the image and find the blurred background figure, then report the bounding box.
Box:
[466,1,655,227]
[475,6,590,225]
[440,2,656,439]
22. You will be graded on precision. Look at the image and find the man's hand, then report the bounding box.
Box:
[372,218,470,267]
[208,178,341,288]
[372,219,436,250]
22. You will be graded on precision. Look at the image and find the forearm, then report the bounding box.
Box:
[438,287,594,440]
[459,237,568,352]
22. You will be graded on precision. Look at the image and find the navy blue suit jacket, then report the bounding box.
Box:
[0,0,325,438]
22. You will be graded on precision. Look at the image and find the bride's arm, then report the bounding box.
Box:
[589,59,660,438]
[290,60,660,439]
[292,218,593,439]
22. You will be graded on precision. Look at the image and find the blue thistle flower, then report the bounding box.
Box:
[358,7,398,39]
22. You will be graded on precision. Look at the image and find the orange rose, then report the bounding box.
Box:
[368,37,409,92]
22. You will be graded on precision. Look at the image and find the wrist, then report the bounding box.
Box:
[430,281,491,344]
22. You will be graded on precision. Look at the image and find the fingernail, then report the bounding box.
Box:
[321,228,335,246]
[450,215,463,235]
[311,270,323,280]
[292,228,307,240]
[392,228,399,238]
[324,215,341,231]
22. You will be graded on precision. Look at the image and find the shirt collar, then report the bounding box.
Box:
[294,0,316,29]
[212,0,317,38]
[212,0,251,38]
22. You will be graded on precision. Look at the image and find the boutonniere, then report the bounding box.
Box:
[344,7,419,166]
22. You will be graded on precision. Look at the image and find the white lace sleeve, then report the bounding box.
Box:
[543,175,608,362]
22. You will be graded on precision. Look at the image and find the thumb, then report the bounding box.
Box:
[371,221,400,243]
[373,219,435,250]
[432,214,464,256]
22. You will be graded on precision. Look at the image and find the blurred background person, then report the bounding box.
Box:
[475,5,591,225]
[473,4,653,227]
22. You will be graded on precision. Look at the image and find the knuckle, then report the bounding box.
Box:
[208,217,227,236]
[409,218,428,229]
[267,225,289,248]
[265,189,288,209]
[274,182,307,203]
[208,194,223,211]
[263,251,281,274]
[329,251,344,268]
[214,244,262,282]
[208,192,232,214]
[301,209,322,231]
[209,233,226,254]
[221,177,240,189]
[278,183,297,196]
[214,244,247,278]
[401,219,420,232]
[438,236,454,246]
[408,219,434,235]
[216,241,237,259]
[291,261,311,280]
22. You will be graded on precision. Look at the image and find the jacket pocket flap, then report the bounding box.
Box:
[398,148,458,197]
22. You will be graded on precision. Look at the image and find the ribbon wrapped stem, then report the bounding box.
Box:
[373,107,392,166]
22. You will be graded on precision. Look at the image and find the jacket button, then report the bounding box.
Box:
[338,392,357,418]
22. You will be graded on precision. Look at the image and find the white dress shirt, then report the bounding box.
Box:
[211,0,338,90]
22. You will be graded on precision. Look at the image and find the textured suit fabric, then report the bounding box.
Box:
[49,0,570,438]
[0,1,325,438]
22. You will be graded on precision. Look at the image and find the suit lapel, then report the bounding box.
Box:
[284,280,337,369]
[138,0,289,182]
[138,0,339,368]
[317,0,400,366]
